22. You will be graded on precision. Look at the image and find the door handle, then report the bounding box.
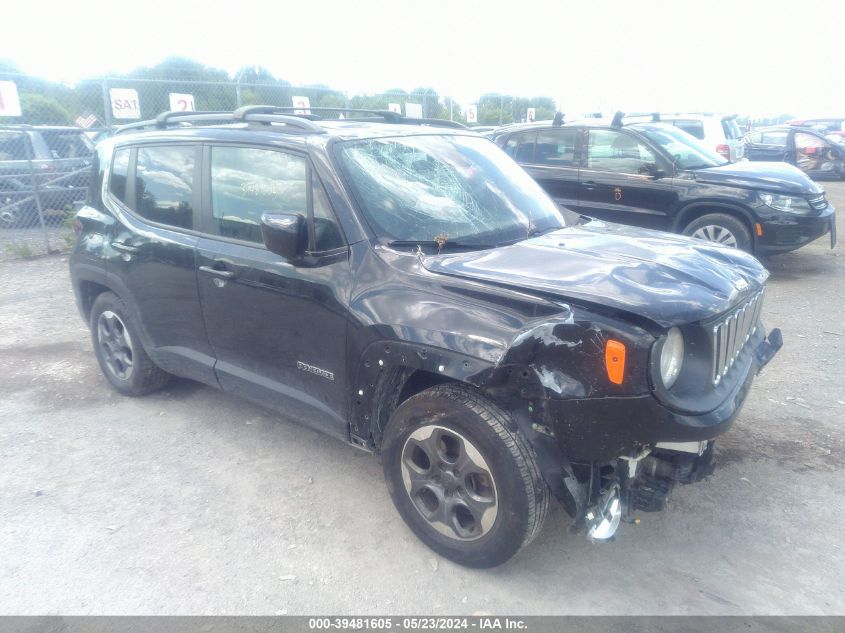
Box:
[582,180,598,190]
[111,241,139,253]
[199,265,236,280]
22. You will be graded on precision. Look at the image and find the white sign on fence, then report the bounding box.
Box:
[388,103,401,114]
[292,96,311,114]
[169,93,196,112]
[0,81,22,117]
[404,102,423,118]
[466,104,478,124]
[110,88,141,119]
[526,107,536,123]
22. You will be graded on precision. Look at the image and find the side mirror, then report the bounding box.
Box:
[261,212,307,261]
[640,163,666,179]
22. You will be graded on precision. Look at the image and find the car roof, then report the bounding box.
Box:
[494,119,674,134]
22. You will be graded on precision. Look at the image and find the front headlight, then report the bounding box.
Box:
[759,193,812,214]
[659,327,684,389]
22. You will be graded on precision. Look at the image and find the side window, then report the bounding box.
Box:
[795,132,826,151]
[109,148,130,205]
[135,146,195,229]
[586,130,657,174]
[533,128,577,166]
[311,179,344,251]
[504,132,537,163]
[0,131,31,160]
[745,132,763,144]
[673,120,705,140]
[210,146,307,243]
[761,130,788,146]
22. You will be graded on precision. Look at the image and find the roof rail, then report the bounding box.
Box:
[113,105,469,135]
[610,111,661,128]
[114,108,326,135]
[252,106,469,129]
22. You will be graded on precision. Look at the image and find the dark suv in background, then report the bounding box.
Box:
[493,113,836,254]
[70,107,781,567]
[0,125,93,227]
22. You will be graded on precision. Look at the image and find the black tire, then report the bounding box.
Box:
[89,291,170,396]
[381,383,549,568]
[682,213,753,252]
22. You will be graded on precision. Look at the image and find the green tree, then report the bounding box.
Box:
[16,94,72,124]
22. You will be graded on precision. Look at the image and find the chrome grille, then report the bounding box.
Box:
[711,289,765,385]
[809,194,828,211]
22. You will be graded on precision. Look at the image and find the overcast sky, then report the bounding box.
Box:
[3,0,843,116]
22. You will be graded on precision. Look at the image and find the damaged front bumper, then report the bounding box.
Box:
[545,327,783,541]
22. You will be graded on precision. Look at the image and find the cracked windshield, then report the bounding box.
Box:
[338,134,566,248]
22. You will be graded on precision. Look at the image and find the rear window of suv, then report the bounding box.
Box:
[671,120,705,140]
[40,130,94,159]
[0,131,31,160]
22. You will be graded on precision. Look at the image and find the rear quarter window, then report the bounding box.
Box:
[109,148,131,205]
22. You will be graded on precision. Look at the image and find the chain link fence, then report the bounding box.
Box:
[0,125,90,260]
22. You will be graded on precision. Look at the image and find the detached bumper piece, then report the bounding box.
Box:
[755,327,783,372]
[627,442,716,513]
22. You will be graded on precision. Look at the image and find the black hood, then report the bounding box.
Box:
[422,222,769,328]
[690,160,822,195]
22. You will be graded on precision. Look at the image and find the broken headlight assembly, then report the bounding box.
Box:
[759,192,812,215]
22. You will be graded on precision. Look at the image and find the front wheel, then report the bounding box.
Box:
[682,213,753,252]
[381,384,549,568]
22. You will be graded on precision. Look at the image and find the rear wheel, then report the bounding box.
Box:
[381,383,549,568]
[683,213,752,252]
[89,292,170,396]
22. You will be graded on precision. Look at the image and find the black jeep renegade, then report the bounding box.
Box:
[70,107,782,568]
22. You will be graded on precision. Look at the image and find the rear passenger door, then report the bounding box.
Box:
[195,144,351,439]
[105,143,217,385]
[502,129,580,210]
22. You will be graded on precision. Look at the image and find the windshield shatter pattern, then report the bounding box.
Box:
[338,135,565,246]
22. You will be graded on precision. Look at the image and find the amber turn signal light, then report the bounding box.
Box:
[605,339,626,385]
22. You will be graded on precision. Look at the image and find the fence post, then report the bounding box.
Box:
[24,136,51,255]
[101,78,113,128]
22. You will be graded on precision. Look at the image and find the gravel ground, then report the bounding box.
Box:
[1,184,844,615]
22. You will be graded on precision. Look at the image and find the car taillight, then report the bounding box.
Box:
[72,218,82,237]
[716,144,730,160]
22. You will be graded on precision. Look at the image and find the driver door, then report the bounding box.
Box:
[793,131,836,178]
[576,129,675,230]
[195,144,351,439]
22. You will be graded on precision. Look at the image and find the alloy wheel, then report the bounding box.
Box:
[691,224,738,247]
[400,425,498,541]
[97,310,134,380]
